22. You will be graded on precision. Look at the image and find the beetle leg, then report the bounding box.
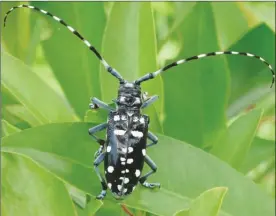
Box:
[141,95,159,109]
[89,97,115,112]
[94,152,107,200]
[89,123,107,158]
[147,131,158,148]
[139,155,161,189]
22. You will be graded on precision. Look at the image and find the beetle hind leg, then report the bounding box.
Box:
[94,152,108,200]
[139,155,161,189]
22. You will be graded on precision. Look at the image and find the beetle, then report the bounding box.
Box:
[4,4,275,200]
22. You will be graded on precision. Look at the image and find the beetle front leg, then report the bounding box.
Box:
[141,95,159,109]
[139,155,161,189]
[94,152,107,200]
[89,123,107,158]
[89,97,115,112]
[147,131,158,148]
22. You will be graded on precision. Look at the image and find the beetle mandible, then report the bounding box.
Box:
[4,4,275,200]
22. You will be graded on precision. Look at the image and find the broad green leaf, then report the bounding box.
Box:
[227,24,275,103]
[1,2,31,62]
[31,2,106,118]
[1,51,78,124]
[238,2,275,32]
[175,187,228,216]
[1,120,21,137]
[211,2,250,49]
[240,137,275,174]
[2,123,274,216]
[163,2,229,148]
[1,152,76,216]
[66,184,103,216]
[211,109,263,170]
[5,105,41,127]
[100,2,163,132]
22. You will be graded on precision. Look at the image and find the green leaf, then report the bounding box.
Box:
[1,2,31,62]
[2,123,274,216]
[100,2,163,132]
[227,24,275,103]
[66,184,103,216]
[211,109,263,170]
[31,2,106,118]
[211,2,250,49]
[175,187,228,216]
[238,2,275,32]
[1,152,76,216]
[1,51,78,124]
[5,104,41,127]
[240,137,275,174]
[1,120,21,137]
[163,2,229,148]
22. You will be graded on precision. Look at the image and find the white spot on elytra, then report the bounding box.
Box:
[114,115,120,121]
[107,166,114,173]
[121,115,127,120]
[121,170,125,174]
[124,178,129,184]
[128,147,134,153]
[121,162,126,165]
[131,131,143,138]
[135,169,141,177]
[107,183,112,189]
[106,146,111,152]
[127,158,134,164]
[117,185,122,191]
[119,177,124,180]
[122,148,127,153]
[142,149,146,156]
[114,129,126,135]
[120,157,126,161]
[125,169,129,173]
[123,188,127,193]
[140,117,145,124]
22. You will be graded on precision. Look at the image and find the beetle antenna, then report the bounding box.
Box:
[4,4,125,83]
[135,51,275,88]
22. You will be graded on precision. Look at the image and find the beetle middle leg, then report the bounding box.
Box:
[89,97,115,112]
[139,155,161,189]
[94,152,107,200]
[147,131,158,148]
[89,123,107,158]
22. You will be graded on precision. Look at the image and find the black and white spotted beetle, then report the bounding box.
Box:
[4,5,275,200]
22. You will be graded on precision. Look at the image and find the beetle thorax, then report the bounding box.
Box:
[116,82,142,112]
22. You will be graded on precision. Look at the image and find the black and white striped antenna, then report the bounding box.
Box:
[135,52,275,88]
[4,4,126,84]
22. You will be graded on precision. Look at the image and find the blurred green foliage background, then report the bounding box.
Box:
[1,2,275,216]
